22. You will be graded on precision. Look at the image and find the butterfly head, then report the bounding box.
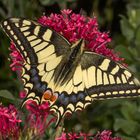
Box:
[71,39,85,53]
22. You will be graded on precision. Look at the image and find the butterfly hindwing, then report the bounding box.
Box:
[51,51,140,126]
[81,51,140,97]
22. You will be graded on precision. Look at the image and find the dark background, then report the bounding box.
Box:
[0,0,140,139]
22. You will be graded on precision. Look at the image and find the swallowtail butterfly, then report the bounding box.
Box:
[1,18,140,126]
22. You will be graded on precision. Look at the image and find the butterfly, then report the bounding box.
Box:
[1,18,140,126]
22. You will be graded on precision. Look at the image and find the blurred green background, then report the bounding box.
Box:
[0,0,140,140]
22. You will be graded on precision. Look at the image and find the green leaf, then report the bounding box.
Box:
[127,6,140,28]
[0,90,15,100]
[116,133,136,140]
[114,118,138,135]
[115,45,133,61]
[121,101,137,120]
[120,16,135,42]
[39,0,56,5]
[134,26,140,53]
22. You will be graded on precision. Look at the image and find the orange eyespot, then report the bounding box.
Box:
[43,90,58,102]
[50,94,57,102]
[43,91,52,100]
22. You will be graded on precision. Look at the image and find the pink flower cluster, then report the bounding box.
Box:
[56,130,122,140]
[0,102,55,139]
[38,9,123,62]
[0,104,21,139]
[94,130,122,140]
[9,42,24,72]
[25,101,55,136]
[0,103,122,139]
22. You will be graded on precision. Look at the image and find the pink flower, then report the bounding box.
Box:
[94,130,122,140]
[56,132,92,140]
[38,9,123,62]
[9,42,24,72]
[56,132,67,140]
[56,132,80,140]
[19,91,26,99]
[68,132,80,140]
[56,130,122,140]
[25,101,56,137]
[0,104,21,139]
[80,132,93,140]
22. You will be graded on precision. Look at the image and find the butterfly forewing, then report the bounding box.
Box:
[1,18,71,105]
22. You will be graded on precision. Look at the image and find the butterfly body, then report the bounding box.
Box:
[1,18,140,126]
[54,39,84,86]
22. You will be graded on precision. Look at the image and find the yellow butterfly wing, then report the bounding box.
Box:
[1,18,71,104]
[51,51,140,125]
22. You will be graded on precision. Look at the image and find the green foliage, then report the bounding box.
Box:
[115,1,140,78]
[39,0,56,6]
[39,0,75,8]
[114,101,140,138]
[0,90,15,100]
